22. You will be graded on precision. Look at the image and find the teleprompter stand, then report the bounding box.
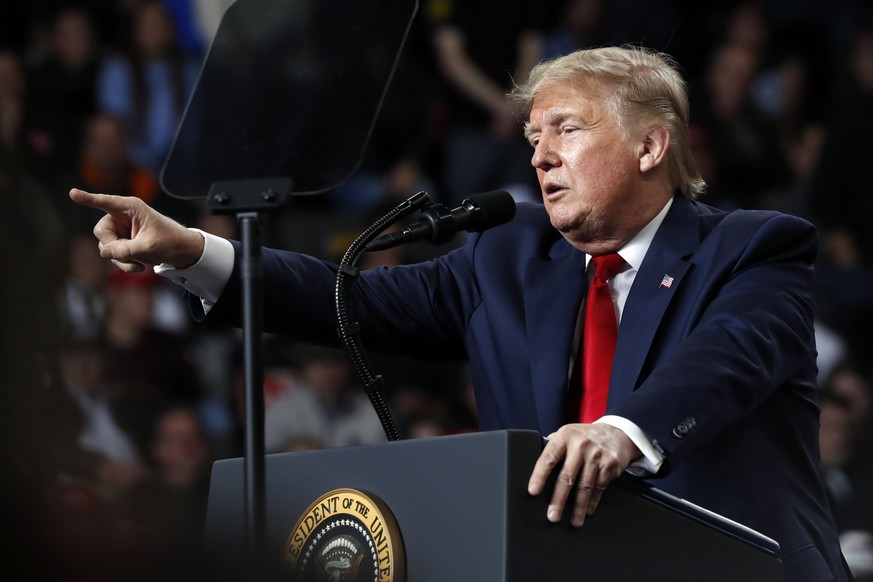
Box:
[159,0,419,568]
[205,177,292,563]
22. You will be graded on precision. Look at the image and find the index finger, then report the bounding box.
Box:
[69,188,135,214]
[528,437,566,496]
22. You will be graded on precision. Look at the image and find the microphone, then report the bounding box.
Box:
[366,191,516,252]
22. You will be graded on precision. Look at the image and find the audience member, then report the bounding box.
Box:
[60,233,110,345]
[814,228,873,357]
[689,41,792,210]
[808,25,873,357]
[773,122,825,215]
[826,366,873,449]
[264,345,386,452]
[97,0,199,174]
[539,0,608,61]
[65,113,160,233]
[324,43,440,215]
[391,383,453,439]
[718,4,826,212]
[818,373,873,579]
[426,0,544,204]
[0,49,57,178]
[810,26,873,263]
[819,390,867,532]
[102,269,203,454]
[56,333,146,493]
[25,7,102,184]
[123,406,212,578]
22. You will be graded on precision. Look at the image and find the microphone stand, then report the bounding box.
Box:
[334,191,431,441]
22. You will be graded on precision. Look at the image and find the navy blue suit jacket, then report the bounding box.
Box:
[205,194,847,580]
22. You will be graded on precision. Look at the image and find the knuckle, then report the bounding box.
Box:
[555,425,580,441]
[556,472,575,487]
[604,453,624,472]
[589,448,623,470]
[540,451,559,469]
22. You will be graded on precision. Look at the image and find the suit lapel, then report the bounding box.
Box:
[523,242,587,433]
[608,195,701,408]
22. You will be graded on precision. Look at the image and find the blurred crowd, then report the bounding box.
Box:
[2,0,873,579]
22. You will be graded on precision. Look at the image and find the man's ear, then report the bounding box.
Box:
[639,126,670,174]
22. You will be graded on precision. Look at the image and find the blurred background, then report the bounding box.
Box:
[1,0,873,579]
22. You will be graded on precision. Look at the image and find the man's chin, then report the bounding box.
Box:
[549,213,586,237]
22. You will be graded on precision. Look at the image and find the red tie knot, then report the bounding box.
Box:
[590,253,625,282]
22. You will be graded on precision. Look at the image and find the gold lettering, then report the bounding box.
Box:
[371,517,386,547]
[303,514,316,534]
[378,543,391,561]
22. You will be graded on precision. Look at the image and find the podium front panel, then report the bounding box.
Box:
[205,430,783,581]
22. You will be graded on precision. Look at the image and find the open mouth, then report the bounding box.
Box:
[543,182,567,197]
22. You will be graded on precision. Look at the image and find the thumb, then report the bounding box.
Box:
[110,259,146,274]
[101,238,150,266]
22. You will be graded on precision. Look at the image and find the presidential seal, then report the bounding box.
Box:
[283,488,405,582]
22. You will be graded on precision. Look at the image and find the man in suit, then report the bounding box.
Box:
[70,46,849,580]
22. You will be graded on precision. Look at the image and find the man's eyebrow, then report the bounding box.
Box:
[524,111,579,140]
[523,122,537,141]
[545,111,575,127]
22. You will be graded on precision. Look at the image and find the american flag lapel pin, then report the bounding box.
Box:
[660,274,674,289]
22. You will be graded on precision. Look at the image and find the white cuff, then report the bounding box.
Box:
[595,415,664,475]
[153,229,235,305]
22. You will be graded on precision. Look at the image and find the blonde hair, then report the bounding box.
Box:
[510,46,705,198]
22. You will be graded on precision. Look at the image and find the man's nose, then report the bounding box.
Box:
[532,137,558,170]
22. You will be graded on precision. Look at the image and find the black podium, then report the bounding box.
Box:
[204,430,783,581]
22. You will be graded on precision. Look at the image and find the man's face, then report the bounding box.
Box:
[526,81,650,253]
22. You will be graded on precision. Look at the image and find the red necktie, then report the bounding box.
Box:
[579,253,625,423]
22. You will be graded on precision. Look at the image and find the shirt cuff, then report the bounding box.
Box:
[153,229,235,306]
[595,415,665,475]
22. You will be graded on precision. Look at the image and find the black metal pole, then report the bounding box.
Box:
[239,211,265,570]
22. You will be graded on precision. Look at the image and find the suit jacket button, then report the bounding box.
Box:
[673,417,696,438]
